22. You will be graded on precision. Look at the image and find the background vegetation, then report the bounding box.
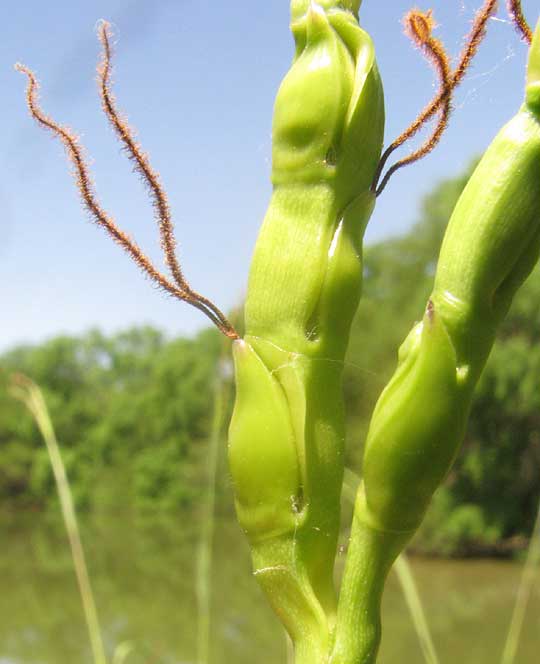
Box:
[2,163,539,556]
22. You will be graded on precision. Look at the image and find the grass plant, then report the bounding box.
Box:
[10,375,133,664]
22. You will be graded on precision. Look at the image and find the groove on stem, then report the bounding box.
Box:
[16,25,239,340]
[373,0,498,196]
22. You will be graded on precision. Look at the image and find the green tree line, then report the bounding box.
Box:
[1,163,539,555]
[0,327,223,510]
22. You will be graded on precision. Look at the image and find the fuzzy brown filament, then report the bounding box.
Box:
[16,25,239,341]
[507,0,533,44]
[373,0,499,196]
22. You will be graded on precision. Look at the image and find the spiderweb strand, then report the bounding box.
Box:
[374,0,499,196]
[15,63,239,340]
[507,0,533,44]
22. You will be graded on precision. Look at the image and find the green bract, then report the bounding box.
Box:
[229,340,300,540]
[332,20,540,664]
[228,1,383,660]
[361,302,467,533]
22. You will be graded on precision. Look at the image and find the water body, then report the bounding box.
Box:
[0,512,537,664]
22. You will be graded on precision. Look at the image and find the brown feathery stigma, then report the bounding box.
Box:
[15,57,239,340]
[452,0,498,86]
[95,21,235,336]
[97,22,179,287]
[507,0,532,44]
[373,9,452,196]
[373,0,499,196]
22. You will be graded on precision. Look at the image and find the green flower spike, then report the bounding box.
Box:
[228,1,383,661]
[332,19,540,664]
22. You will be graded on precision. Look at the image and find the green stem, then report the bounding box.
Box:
[242,181,372,619]
[249,534,330,653]
[342,469,440,664]
[294,638,330,664]
[330,488,412,664]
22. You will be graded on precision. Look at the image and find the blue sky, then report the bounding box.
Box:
[0,0,537,351]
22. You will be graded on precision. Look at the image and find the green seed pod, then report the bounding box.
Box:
[332,21,540,664]
[230,331,348,623]
[228,339,301,540]
[361,302,467,533]
[272,2,383,204]
[229,338,335,660]
[272,4,356,186]
[432,22,540,381]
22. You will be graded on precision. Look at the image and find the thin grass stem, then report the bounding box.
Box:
[500,496,540,664]
[393,556,440,664]
[286,634,294,664]
[195,350,228,664]
[10,376,108,664]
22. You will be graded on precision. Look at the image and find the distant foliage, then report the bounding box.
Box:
[0,327,222,510]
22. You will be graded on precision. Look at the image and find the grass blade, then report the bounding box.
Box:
[393,555,440,664]
[195,350,229,664]
[10,375,108,664]
[286,633,294,664]
[500,497,540,664]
